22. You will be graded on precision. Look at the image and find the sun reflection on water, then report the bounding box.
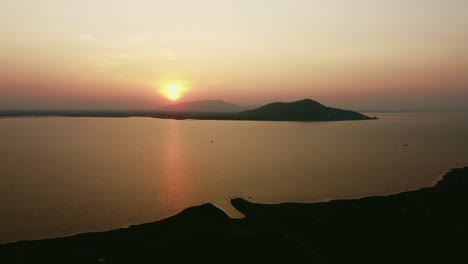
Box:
[159,120,190,211]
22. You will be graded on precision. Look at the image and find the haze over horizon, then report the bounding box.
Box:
[1,0,467,111]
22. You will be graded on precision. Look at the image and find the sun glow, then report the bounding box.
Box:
[162,83,185,101]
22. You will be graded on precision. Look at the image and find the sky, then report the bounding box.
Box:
[0,0,467,111]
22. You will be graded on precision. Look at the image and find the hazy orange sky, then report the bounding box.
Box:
[1,0,467,111]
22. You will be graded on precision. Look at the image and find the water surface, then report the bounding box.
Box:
[1,113,467,243]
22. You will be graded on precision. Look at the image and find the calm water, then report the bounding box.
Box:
[1,113,468,243]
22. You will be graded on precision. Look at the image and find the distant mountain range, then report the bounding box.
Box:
[237,99,373,121]
[159,100,253,113]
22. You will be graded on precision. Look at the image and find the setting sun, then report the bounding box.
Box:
[162,83,185,101]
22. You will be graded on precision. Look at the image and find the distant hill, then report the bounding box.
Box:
[237,99,374,121]
[242,104,262,110]
[159,100,245,113]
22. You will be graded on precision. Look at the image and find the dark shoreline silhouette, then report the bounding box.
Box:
[0,99,376,122]
[1,167,467,263]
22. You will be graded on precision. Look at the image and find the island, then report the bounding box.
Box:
[236,99,373,121]
[1,167,467,263]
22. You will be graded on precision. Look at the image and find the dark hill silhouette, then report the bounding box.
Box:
[0,99,376,121]
[242,104,262,110]
[237,99,373,121]
[159,100,244,113]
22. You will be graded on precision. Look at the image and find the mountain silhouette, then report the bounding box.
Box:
[1,99,375,121]
[237,99,373,121]
[159,100,245,113]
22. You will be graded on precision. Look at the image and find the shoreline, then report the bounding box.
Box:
[0,164,459,245]
[0,110,376,122]
[1,167,467,263]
